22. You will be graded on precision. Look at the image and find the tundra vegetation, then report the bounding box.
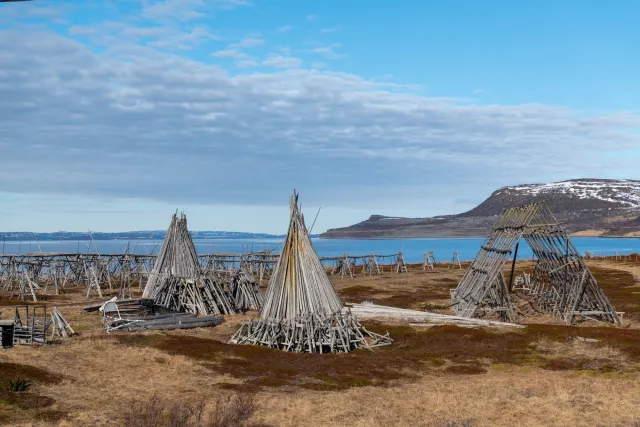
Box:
[1,256,640,426]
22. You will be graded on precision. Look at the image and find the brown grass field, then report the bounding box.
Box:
[2,257,640,426]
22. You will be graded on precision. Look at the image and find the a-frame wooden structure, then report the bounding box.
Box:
[451,202,621,325]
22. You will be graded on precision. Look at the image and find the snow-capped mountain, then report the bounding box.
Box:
[509,180,640,207]
[322,179,640,238]
[463,179,640,217]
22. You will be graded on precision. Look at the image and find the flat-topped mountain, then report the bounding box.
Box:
[321,179,640,238]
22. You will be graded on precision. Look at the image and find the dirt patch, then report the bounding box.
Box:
[375,290,453,308]
[443,365,487,375]
[0,362,65,423]
[338,285,453,310]
[0,362,63,385]
[338,285,379,301]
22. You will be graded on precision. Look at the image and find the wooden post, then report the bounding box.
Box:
[508,241,520,292]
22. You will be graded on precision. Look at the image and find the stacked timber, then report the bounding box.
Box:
[229,268,264,311]
[111,313,224,331]
[152,276,235,315]
[83,298,155,317]
[231,191,391,353]
[142,213,236,316]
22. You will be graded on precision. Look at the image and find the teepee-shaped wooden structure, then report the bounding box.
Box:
[231,191,391,353]
[143,213,199,298]
[142,212,236,315]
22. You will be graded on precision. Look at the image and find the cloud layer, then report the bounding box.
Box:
[1,6,639,214]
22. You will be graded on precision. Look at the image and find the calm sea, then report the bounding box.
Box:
[2,237,639,263]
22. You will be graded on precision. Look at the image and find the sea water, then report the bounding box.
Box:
[1,237,640,263]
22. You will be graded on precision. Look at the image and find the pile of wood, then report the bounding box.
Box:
[50,307,74,338]
[346,302,525,329]
[89,297,226,332]
[229,268,264,311]
[231,191,391,353]
[84,298,156,317]
[153,276,235,315]
[143,212,200,299]
[142,213,237,316]
[109,313,224,331]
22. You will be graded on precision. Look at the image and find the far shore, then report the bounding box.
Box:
[319,234,640,240]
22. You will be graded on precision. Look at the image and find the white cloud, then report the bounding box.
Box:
[277,25,293,33]
[24,6,61,19]
[143,0,207,21]
[231,35,264,48]
[306,14,317,22]
[122,27,168,38]
[66,20,219,52]
[262,54,303,69]
[237,60,258,68]
[142,0,252,22]
[211,48,249,59]
[308,44,345,59]
[0,29,639,211]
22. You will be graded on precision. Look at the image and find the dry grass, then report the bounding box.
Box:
[122,393,271,427]
[531,338,629,372]
[2,260,640,426]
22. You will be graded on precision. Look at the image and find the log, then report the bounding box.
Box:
[345,302,526,329]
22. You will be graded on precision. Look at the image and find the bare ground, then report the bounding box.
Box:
[2,259,640,426]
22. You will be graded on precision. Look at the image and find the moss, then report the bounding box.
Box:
[431,358,446,367]
[591,267,640,321]
[0,363,63,386]
[443,365,487,375]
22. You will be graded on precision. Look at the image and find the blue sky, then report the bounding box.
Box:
[0,0,639,233]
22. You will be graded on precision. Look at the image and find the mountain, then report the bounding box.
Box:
[0,230,294,241]
[321,179,640,238]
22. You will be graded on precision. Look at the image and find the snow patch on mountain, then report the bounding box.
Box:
[497,179,640,208]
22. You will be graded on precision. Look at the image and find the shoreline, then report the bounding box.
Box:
[318,235,640,240]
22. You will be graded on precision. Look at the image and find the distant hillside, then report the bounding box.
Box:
[321,179,640,238]
[0,230,293,241]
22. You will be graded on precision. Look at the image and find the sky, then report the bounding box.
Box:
[0,0,639,234]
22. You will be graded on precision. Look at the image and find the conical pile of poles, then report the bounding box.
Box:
[231,191,391,353]
[230,267,264,311]
[142,213,236,316]
[143,212,199,297]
